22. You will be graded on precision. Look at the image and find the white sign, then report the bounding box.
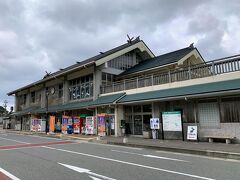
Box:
[187,126,198,140]
[162,111,182,131]
[150,118,160,129]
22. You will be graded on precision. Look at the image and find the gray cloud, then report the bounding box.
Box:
[0,0,240,110]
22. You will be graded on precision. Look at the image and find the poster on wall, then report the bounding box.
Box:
[73,116,80,134]
[49,116,56,133]
[109,115,115,130]
[98,114,106,136]
[187,126,198,140]
[162,111,182,131]
[62,116,68,134]
[85,116,96,135]
[31,119,40,132]
[150,118,160,129]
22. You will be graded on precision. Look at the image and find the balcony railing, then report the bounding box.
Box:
[100,56,240,94]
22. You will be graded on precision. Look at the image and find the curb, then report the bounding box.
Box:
[2,130,96,142]
[99,141,240,160]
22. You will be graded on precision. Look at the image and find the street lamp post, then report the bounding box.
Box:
[45,90,49,134]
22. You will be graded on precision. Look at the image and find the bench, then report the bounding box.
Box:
[204,136,235,144]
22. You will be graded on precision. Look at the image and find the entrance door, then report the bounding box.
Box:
[134,115,142,135]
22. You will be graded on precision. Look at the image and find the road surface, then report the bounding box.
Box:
[0,132,240,180]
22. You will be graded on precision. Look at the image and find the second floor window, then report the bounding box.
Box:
[69,74,93,100]
[23,94,27,105]
[31,91,35,103]
[58,84,63,98]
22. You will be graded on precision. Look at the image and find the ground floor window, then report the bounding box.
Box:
[220,96,240,123]
[124,104,152,135]
[198,101,220,128]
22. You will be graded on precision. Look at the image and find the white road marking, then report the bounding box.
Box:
[58,163,116,180]
[155,150,240,163]
[0,167,21,180]
[111,150,188,162]
[0,137,30,144]
[89,175,102,180]
[44,146,215,180]
[81,141,142,150]
[30,135,62,141]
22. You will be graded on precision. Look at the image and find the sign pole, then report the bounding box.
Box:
[160,112,164,140]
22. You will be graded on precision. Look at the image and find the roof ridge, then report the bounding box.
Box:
[156,46,194,58]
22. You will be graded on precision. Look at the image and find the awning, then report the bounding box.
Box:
[118,79,240,104]
[11,107,40,116]
[89,93,125,107]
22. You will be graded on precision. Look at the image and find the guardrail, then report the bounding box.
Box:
[100,56,240,94]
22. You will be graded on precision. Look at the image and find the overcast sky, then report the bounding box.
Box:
[1,0,240,111]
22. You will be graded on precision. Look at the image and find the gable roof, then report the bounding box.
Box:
[8,38,152,95]
[120,46,196,76]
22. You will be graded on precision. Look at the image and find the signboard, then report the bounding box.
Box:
[62,116,68,134]
[49,116,55,133]
[73,116,80,134]
[85,116,96,135]
[98,114,106,136]
[150,118,160,129]
[187,126,198,140]
[31,119,46,132]
[31,119,40,132]
[162,111,182,131]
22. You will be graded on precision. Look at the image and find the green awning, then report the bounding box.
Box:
[118,79,240,103]
[63,100,93,111]
[89,93,125,107]
[12,106,39,116]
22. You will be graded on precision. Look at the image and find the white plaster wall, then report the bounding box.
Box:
[115,105,124,137]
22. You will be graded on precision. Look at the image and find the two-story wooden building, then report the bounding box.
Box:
[8,38,240,143]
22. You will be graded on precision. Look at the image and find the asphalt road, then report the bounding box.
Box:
[0,133,240,180]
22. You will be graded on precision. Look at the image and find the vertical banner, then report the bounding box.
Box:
[49,116,55,133]
[62,116,68,134]
[86,116,96,135]
[73,116,80,134]
[98,114,106,136]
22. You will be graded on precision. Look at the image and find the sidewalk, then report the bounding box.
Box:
[96,136,240,160]
[1,129,240,160]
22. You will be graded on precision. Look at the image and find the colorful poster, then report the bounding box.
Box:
[86,116,96,135]
[162,111,182,131]
[98,115,106,136]
[73,116,80,134]
[62,116,68,134]
[49,116,55,133]
[31,119,40,132]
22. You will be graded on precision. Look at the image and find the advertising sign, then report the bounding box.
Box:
[49,116,55,133]
[62,116,68,134]
[150,118,160,129]
[162,111,182,131]
[31,119,40,132]
[73,116,80,134]
[98,114,106,136]
[31,119,46,132]
[86,116,96,135]
[187,126,198,140]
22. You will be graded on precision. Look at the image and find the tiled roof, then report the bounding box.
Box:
[120,46,195,76]
[8,39,144,95]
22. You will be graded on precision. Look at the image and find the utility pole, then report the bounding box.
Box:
[3,100,8,111]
